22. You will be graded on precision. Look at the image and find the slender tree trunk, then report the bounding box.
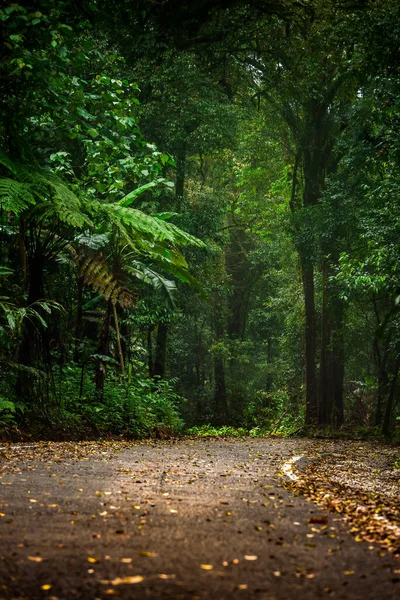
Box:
[153,323,168,379]
[94,300,112,395]
[382,356,400,437]
[73,275,84,363]
[16,251,45,401]
[213,302,228,425]
[318,257,345,426]
[300,134,323,425]
[175,145,186,211]
[373,307,391,426]
[301,255,318,424]
[147,327,154,377]
[214,354,228,425]
[112,302,125,375]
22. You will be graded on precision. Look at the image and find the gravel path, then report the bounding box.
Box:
[0,438,399,599]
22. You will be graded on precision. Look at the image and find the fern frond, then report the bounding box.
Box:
[31,176,92,228]
[0,152,17,175]
[78,252,136,308]
[100,203,205,247]
[0,178,36,213]
[0,399,16,413]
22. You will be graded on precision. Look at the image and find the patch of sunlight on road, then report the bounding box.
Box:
[282,455,304,481]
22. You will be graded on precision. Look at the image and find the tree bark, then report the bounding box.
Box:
[175,145,186,211]
[213,301,228,425]
[16,249,45,402]
[147,327,154,377]
[94,300,112,395]
[318,257,345,426]
[73,275,84,363]
[153,323,168,379]
[301,255,318,424]
[382,355,400,437]
[112,302,125,375]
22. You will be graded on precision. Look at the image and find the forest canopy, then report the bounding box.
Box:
[1,0,400,439]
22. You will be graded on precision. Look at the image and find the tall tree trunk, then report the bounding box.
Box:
[214,354,228,425]
[73,275,84,363]
[301,256,318,425]
[319,257,345,426]
[147,327,154,377]
[382,356,400,437]
[94,300,112,395]
[112,302,125,375]
[213,302,228,425]
[300,129,324,425]
[175,145,186,211]
[16,250,45,402]
[153,323,168,379]
[372,301,391,427]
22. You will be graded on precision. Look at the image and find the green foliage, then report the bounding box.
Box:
[58,370,184,438]
[0,397,25,429]
[186,425,248,437]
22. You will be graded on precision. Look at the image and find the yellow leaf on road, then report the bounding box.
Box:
[101,576,144,585]
[200,564,213,570]
[28,556,43,562]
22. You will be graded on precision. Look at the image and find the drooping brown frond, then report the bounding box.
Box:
[77,251,136,309]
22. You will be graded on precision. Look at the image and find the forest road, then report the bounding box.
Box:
[0,438,399,600]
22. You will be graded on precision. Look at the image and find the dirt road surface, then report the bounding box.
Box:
[0,438,399,599]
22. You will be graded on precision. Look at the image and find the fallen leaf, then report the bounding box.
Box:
[41,584,52,590]
[110,576,144,585]
[237,584,248,590]
[244,555,258,561]
[87,556,99,564]
[158,574,176,580]
[200,564,213,570]
[309,516,328,525]
[139,551,158,557]
[28,556,43,562]
[121,558,132,563]
[343,570,355,575]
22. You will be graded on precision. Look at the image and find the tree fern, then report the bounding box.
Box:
[0,178,36,213]
[0,152,91,228]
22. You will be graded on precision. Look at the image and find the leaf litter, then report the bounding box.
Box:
[283,439,400,553]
